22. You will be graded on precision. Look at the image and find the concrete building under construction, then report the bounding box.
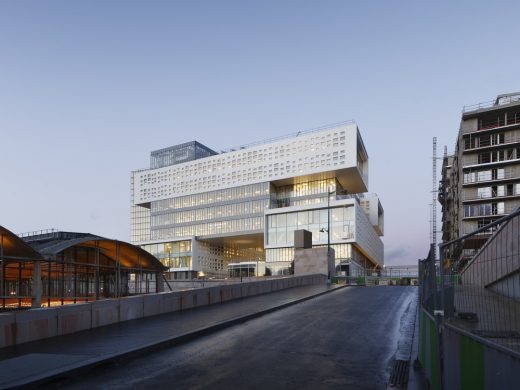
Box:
[439,92,520,268]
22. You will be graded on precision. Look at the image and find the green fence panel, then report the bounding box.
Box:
[429,317,440,390]
[420,309,441,390]
[460,334,484,390]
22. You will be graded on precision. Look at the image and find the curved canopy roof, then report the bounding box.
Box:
[1,226,165,272]
[31,234,165,271]
[0,225,43,261]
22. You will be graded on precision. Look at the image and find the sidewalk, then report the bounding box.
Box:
[0,283,344,389]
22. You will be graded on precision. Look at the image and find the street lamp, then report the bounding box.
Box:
[319,227,329,253]
[320,186,336,282]
[320,187,336,256]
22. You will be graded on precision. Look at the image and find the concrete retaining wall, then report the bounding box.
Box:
[15,308,59,345]
[57,303,92,336]
[461,213,520,299]
[0,274,326,349]
[0,312,16,348]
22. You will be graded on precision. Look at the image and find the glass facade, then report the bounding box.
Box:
[131,174,151,243]
[266,206,354,246]
[130,124,383,278]
[151,200,269,226]
[150,141,217,169]
[151,182,270,211]
[152,217,264,239]
[270,179,339,208]
[140,240,192,269]
[265,243,361,275]
[150,182,270,239]
[197,241,264,277]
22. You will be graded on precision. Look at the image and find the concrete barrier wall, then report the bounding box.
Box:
[120,295,144,322]
[462,213,520,299]
[91,299,120,328]
[0,274,326,349]
[57,303,92,336]
[15,308,59,344]
[0,312,15,348]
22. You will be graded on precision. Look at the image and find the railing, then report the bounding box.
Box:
[462,226,500,236]
[463,170,520,185]
[462,99,495,113]
[463,155,520,168]
[463,134,520,151]
[18,228,59,239]
[463,205,518,218]
[461,114,520,136]
[462,191,520,201]
[478,115,520,131]
[462,95,520,113]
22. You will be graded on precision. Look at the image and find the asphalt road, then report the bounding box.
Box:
[52,286,417,390]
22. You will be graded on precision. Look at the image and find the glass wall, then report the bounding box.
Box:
[149,183,269,239]
[266,244,374,276]
[266,206,354,246]
[151,182,270,212]
[152,216,264,239]
[140,240,192,269]
[150,141,217,169]
[130,174,151,243]
[265,243,356,275]
[270,179,341,208]
[151,199,269,226]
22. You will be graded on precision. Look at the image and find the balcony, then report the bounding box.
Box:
[462,156,520,170]
[462,115,520,136]
[462,192,520,203]
[462,207,514,220]
[463,170,520,186]
[463,135,520,153]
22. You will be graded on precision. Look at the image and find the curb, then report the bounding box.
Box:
[406,298,428,390]
[8,284,348,389]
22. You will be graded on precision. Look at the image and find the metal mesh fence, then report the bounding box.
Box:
[421,209,520,354]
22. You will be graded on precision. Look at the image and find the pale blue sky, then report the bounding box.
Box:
[1,1,518,264]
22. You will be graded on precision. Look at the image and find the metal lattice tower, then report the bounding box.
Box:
[432,137,437,261]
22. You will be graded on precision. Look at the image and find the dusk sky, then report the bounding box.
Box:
[1,1,518,265]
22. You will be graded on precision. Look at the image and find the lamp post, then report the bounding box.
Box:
[319,187,336,282]
[320,187,336,255]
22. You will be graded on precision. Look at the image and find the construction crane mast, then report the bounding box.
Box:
[432,137,437,261]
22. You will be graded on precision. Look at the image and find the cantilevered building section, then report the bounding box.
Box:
[440,92,520,268]
[131,121,384,278]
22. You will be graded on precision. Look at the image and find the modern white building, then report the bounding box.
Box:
[131,121,384,278]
